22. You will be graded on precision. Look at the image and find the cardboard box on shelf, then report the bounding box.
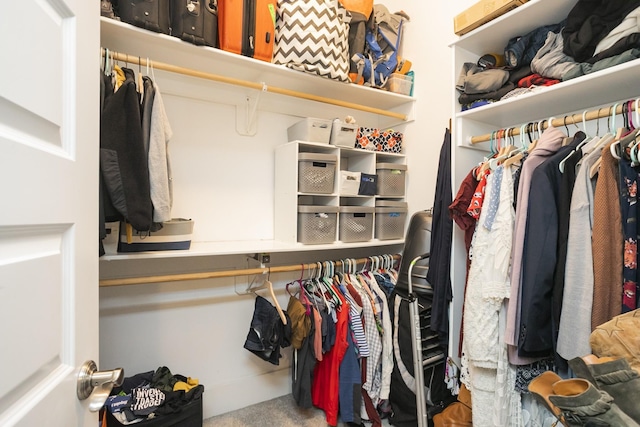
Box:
[454,0,528,36]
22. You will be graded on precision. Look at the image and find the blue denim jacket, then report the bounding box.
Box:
[504,21,565,68]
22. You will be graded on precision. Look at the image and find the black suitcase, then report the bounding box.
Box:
[171,0,218,47]
[117,0,171,34]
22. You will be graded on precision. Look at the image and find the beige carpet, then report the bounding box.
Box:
[203,394,394,426]
[203,395,331,427]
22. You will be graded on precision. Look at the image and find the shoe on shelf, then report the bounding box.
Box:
[549,377,639,427]
[528,371,567,426]
[569,355,640,422]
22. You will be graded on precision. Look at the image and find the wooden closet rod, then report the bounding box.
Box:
[104,50,408,122]
[470,100,638,144]
[99,254,401,287]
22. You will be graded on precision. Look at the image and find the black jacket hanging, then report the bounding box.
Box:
[100,67,153,231]
[426,128,453,348]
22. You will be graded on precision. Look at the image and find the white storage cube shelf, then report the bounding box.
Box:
[275,141,407,245]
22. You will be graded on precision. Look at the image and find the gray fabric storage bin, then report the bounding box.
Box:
[297,205,338,244]
[376,163,407,196]
[339,206,374,242]
[298,153,337,194]
[375,201,407,240]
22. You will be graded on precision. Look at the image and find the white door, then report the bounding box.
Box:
[0,1,100,426]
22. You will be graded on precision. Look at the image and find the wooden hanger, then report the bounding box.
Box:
[252,273,287,325]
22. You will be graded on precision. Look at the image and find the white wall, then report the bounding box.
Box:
[99,1,477,419]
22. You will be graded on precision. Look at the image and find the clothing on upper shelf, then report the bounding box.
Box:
[504,21,565,69]
[530,30,578,80]
[563,47,640,81]
[562,0,640,62]
[593,5,640,55]
[459,3,640,110]
[99,63,174,255]
[100,67,152,232]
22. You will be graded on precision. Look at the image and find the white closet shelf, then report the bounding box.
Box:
[100,239,404,261]
[451,0,577,54]
[456,58,640,130]
[100,17,415,128]
[450,0,640,137]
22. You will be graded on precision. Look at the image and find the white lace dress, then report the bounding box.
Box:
[461,166,523,426]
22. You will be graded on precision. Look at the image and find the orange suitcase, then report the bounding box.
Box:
[218,0,276,62]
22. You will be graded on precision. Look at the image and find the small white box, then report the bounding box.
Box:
[340,170,361,195]
[288,117,333,144]
[330,119,358,147]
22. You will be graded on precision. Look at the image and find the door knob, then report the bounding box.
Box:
[77,360,124,412]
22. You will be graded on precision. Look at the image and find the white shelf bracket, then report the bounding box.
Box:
[233,253,269,295]
[235,82,267,137]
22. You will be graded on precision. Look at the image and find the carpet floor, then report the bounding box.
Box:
[202,394,393,427]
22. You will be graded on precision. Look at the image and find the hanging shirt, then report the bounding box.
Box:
[311,291,349,426]
[518,137,582,358]
[592,139,624,329]
[467,169,490,219]
[292,312,316,409]
[619,158,638,312]
[505,126,565,365]
[148,83,174,223]
[364,272,393,400]
[557,141,604,360]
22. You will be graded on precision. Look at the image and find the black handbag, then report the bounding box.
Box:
[170,0,218,47]
[117,0,171,34]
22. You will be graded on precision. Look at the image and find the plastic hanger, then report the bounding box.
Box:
[502,124,527,168]
[479,129,506,176]
[322,261,341,307]
[286,264,311,315]
[628,99,640,165]
[559,115,591,173]
[489,128,518,170]
[561,116,574,147]
[609,103,622,160]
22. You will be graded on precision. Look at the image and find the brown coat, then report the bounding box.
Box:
[591,140,623,330]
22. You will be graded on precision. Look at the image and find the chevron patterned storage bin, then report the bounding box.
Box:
[273,0,351,82]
